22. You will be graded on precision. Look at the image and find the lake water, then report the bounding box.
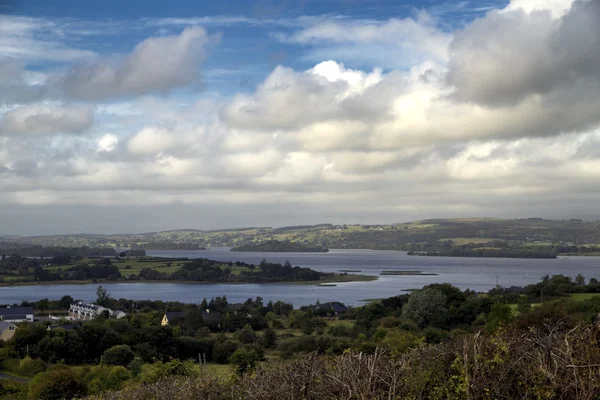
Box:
[1,249,599,306]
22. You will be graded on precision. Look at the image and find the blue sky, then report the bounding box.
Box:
[1,0,599,235]
[3,0,504,94]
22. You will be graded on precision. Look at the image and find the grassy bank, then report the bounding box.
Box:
[0,273,376,288]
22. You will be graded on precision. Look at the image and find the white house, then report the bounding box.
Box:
[0,307,34,323]
[69,302,110,320]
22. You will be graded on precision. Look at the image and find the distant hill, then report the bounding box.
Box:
[2,218,599,252]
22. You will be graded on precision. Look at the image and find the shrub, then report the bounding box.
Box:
[143,359,195,384]
[28,365,87,400]
[87,365,130,394]
[212,340,239,364]
[19,356,47,376]
[235,325,257,344]
[0,379,27,400]
[103,345,134,366]
[423,327,449,344]
[259,328,277,349]
[229,344,264,375]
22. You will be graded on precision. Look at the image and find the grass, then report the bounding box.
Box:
[569,293,600,301]
[437,237,497,245]
[560,252,600,256]
[325,319,354,329]
[200,363,234,378]
[380,271,438,276]
[280,274,377,285]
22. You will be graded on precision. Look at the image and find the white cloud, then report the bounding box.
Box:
[0,15,97,62]
[4,2,600,232]
[222,61,385,131]
[0,105,94,136]
[61,26,213,100]
[97,134,119,152]
[503,0,576,18]
[277,14,451,69]
[127,127,178,155]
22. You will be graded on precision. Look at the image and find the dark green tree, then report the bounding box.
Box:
[402,288,448,328]
[37,298,50,314]
[96,286,110,307]
[58,295,74,309]
[102,345,135,366]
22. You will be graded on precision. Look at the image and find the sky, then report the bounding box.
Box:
[1,0,599,235]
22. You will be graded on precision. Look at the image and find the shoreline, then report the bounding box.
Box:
[0,274,377,288]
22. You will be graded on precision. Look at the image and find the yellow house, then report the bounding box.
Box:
[0,321,18,341]
[161,311,185,326]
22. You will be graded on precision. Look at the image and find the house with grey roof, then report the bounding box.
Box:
[0,307,34,322]
[0,321,18,341]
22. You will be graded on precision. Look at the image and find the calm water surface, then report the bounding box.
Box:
[1,249,599,306]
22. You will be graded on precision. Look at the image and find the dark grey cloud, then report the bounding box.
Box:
[447,0,600,106]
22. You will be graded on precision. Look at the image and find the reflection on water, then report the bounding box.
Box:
[1,249,599,306]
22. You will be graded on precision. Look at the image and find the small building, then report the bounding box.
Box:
[0,307,34,323]
[161,311,185,326]
[69,302,112,320]
[0,321,18,341]
[161,310,221,327]
[113,310,127,319]
[47,324,80,332]
[317,302,348,316]
[202,310,221,328]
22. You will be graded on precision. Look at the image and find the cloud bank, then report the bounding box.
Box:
[1,0,600,234]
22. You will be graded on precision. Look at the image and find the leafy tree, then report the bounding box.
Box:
[402,288,448,328]
[96,286,110,307]
[576,274,586,285]
[37,298,50,314]
[103,345,134,366]
[58,295,74,309]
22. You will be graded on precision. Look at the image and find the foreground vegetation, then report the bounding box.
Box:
[2,273,600,398]
[91,324,600,400]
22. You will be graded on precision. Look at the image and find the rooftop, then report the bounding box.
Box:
[0,307,34,316]
[0,321,16,332]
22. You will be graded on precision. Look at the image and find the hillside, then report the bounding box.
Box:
[231,240,329,252]
[2,218,600,253]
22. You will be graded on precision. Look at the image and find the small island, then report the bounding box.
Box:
[231,240,329,253]
[0,249,373,286]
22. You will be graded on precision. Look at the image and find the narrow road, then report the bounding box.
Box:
[0,373,30,382]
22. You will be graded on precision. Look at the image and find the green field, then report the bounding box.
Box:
[438,237,497,245]
[569,293,600,301]
[280,274,377,285]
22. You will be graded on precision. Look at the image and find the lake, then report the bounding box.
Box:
[1,249,599,306]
